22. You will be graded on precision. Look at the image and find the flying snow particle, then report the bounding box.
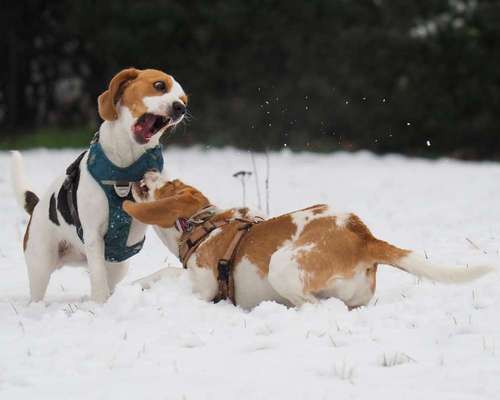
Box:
[406,122,411,126]
[426,140,431,147]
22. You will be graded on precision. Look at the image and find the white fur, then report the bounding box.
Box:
[319,270,374,308]
[187,254,218,302]
[335,212,351,228]
[11,75,187,303]
[268,244,318,306]
[394,252,495,284]
[290,206,339,239]
[234,257,285,309]
[10,150,31,208]
[153,226,181,257]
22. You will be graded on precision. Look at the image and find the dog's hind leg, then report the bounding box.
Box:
[22,209,62,302]
[24,237,59,303]
[106,261,129,293]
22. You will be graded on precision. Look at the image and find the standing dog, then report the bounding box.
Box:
[124,172,494,309]
[11,68,187,303]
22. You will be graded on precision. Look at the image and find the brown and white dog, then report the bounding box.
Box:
[124,172,494,309]
[11,68,187,303]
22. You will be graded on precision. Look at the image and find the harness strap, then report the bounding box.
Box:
[178,213,262,305]
[214,222,253,305]
[179,219,228,267]
[60,151,87,241]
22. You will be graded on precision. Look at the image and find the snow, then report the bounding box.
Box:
[1,147,499,400]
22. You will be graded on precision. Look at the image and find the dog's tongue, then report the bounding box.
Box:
[133,114,156,138]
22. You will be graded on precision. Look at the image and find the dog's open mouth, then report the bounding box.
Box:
[133,113,171,144]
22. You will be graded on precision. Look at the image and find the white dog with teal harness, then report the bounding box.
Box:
[11,68,188,303]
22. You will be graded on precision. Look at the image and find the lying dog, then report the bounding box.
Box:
[11,68,187,303]
[124,172,494,309]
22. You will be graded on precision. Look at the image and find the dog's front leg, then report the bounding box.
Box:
[78,162,112,303]
[85,236,110,303]
[133,267,185,290]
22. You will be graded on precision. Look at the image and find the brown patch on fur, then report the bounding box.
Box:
[98,68,139,120]
[179,94,188,105]
[194,214,297,279]
[366,239,410,265]
[120,69,174,118]
[235,214,297,277]
[23,216,33,251]
[212,209,236,222]
[196,222,241,275]
[153,179,183,199]
[237,207,249,217]
[24,191,39,215]
[367,264,378,292]
[294,215,365,292]
[98,68,175,121]
[124,181,209,228]
[301,204,328,215]
[58,241,71,258]
[294,214,409,293]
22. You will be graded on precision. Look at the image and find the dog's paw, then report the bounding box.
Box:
[90,286,111,304]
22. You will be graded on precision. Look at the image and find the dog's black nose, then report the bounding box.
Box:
[172,101,186,119]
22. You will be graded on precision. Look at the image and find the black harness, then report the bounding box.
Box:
[57,151,86,239]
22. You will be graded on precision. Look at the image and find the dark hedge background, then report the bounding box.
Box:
[1,0,499,158]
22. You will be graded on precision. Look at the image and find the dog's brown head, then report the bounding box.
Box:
[123,172,209,228]
[98,68,188,145]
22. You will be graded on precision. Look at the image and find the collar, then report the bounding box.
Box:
[175,205,220,233]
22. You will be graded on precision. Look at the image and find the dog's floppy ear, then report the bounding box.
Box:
[123,198,173,227]
[123,190,209,228]
[98,68,140,121]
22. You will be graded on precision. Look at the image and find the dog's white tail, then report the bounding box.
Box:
[11,151,39,215]
[369,239,495,283]
[391,252,494,283]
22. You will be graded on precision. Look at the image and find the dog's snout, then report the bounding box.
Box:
[172,101,186,119]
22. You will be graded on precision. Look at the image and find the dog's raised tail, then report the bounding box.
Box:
[369,239,495,284]
[11,151,39,215]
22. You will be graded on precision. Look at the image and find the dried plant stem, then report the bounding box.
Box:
[265,150,270,215]
[250,151,262,210]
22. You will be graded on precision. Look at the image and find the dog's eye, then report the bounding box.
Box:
[153,81,167,93]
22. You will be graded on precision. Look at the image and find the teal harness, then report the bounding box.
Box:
[82,141,164,262]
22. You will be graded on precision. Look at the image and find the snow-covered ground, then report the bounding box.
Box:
[1,147,499,400]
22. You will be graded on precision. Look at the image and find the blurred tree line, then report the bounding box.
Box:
[1,0,499,158]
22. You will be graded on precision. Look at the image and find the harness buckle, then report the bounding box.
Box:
[101,180,133,198]
[114,182,132,198]
[217,259,230,282]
